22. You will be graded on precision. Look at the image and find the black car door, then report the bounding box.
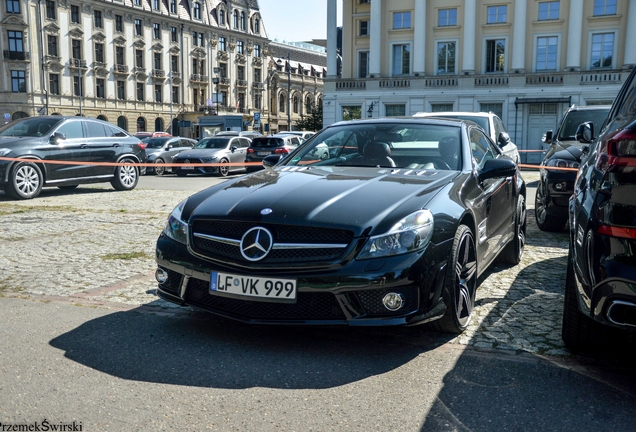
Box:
[46,119,92,181]
[469,127,515,263]
[85,120,122,177]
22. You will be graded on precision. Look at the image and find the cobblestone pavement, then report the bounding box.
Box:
[0,171,572,356]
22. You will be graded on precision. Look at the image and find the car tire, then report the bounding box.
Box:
[218,158,230,177]
[535,182,567,231]
[57,185,78,190]
[155,158,166,176]
[5,162,43,200]
[430,224,477,334]
[110,158,139,191]
[502,194,526,265]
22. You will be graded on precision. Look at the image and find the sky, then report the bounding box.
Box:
[258,0,343,44]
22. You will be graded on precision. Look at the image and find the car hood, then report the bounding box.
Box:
[545,141,585,162]
[184,167,457,237]
[175,149,225,159]
[0,136,43,149]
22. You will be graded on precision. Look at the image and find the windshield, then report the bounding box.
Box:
[143,138,170,148]
[250,138,285,148]
[0,117,63,137]
[558,109,610,140]
[195,138,230,149]
[284,122,462,171]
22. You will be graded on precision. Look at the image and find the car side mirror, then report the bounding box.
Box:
[230,145,238,152]
[576,122,594,144]
[478,158,517,182]
[262,154,283,168]
[49,132,66,143]
[542,130,553,144]
[497,131,511,147]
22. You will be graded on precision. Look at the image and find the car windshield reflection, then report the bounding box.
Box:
[0,117,63,137]
[195,138,231,149]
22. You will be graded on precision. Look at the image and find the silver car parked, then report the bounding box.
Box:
[173,136,251,177]
[143,136,197,175]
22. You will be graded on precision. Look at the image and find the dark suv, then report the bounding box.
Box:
[0,116,146,200]
[535,105,611,231]
[562,68,636,352]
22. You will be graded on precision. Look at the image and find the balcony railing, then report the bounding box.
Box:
[526,74,563,85]
[3,50,30,60]
[336,79,366,90]
[152,69,165,78]
[253,82,264,90]
[236,79,248,87]
[170,71,181,79]
[425,77,458,87]
[217,77,231,86]
[190,74,208,82]
[379,79,410,88]
[580,72,622,84]
[475,76,509,86]
[114,64,129,73]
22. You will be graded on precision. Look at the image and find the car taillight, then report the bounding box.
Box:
[597,224,636,239]
[596,129,636,170]
[247,148,255,153]
[137,141,147,150]
[274,147,290,154]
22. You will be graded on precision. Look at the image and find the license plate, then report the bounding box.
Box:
[257,151,271,156]
[210,271,297,300]
[182,165,193,170]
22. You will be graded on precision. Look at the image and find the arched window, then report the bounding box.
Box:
[254,18,260,34]
[293,95,299,114]
[233,10,238,28]
[97,115,108,121]
[12,111,29,120]
[137,116,146,132]
[219,9,225,25]
[51,112,62,116]
[193,2,200,19]
[279,93,286,113]
[305,96,313,113]
[240,11,246,30]
[155,118,164,132]
[117,116,127,131]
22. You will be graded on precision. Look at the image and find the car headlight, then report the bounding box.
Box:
[201,156,218,162]
[357,210,434,260]
[0,148,11,157]
[546,158,579,169]
[163,200,188,244]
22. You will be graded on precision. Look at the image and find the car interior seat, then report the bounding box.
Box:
[363,141,396,167]
[438,135,460,170]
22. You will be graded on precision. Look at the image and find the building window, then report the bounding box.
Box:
[342,106,362,120]
[170,0,176,13]
[254,17,260,34]
[135,49,144,68]
[431,103,453,112]
[233,10,238,28]
[536,36,557,71]
[254,44,260,57]
[359,20,369,36]
[480,103,503,119]
[240,11,246,30]
[220,91,228,106]
[358,51,369,78]
[71,39,82,59]
[594,0,616,16]
[279,94,286,112]
[305,96,313,112]
[47,35,58,56]
[137,83,144,101]
[117,116,127,130]
[153,0,159,10]
[237,64,245,80]
[392,44,411,75]
[393,11,411,29]
[8,30,24,53]
[170,26,177,42]
[116,46,124,65]
[133,0,141,5]
[438,8,457,26]
[538,1,559,20]
[385,104,406,117]
[96,78,105,98]
[198,33,204,47]
[254,68,261,82]
[219,37,226,51]
[172,86,179,104]
[485,39,505,72]
[171,55,179,72]
[193,2,200,19]
[254,93,261,109]
[137,117,146,132]
[46,0,56,19]
[293,95,299,113]
[487,5,507,24]
[73,76,83,96]
[49,73,59,95]
[193,89,199,107]
[219,9,225,25]
[219,62,227,78]
[6,0,20,13]
[117,80,125,100]
[153,23,160,39]
[134,19,142,36]
[154,52,162,70]
[71,5,79,23]
[237,41,244,54]
[115,15,123,32]
[95,43,104,62]
[94,10,102,28]
[155,85,162,102]
[591,32,614,68]
[437,41,456,74]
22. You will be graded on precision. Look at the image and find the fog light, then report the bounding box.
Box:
[554,181,567,191]
[382,292,404,311]
[155,268,168,284]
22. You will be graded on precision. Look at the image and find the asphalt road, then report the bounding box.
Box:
[1,169,635,431]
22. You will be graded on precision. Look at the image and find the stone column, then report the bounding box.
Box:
[369,0,382,76]
[462,0,476,74]
[326,0,338,77]
[413,0,427,75]
[511,0,527,72]
[566,0,584,71]
[624,0,636,67]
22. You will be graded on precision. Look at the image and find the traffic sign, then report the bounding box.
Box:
[4,113,10,121]
[254,112,261,122]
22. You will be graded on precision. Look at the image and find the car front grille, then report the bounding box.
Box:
[184,278,346,320]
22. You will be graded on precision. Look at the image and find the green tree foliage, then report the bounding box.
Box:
[296,103,323,131]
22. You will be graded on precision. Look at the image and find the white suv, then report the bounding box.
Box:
[413,111,520,164]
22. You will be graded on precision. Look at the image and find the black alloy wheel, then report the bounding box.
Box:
[503,194,526,264]
[535,182,567,231]
[430,224,478,334]
[5,162,43,200]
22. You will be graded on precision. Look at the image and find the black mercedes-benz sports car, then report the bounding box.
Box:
[155,118,526,334]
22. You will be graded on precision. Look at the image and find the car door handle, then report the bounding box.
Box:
[80,144,88,148]
[112,143,121,148]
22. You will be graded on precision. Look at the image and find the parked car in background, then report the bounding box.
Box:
[245,134,309,171]
[172,135,250,177]
[562,69,636,352]
[0,116,146,200]
[134,131,172,139]
[214,131,262,139]
[155,117,526,334]
[143,136,196,175]
[413,111,519,164]
[277,131,316,142]
[535,105,611,231]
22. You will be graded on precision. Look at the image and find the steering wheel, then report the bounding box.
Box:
[428,157,452,170]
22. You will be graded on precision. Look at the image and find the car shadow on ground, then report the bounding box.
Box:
[0,185,117,202]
